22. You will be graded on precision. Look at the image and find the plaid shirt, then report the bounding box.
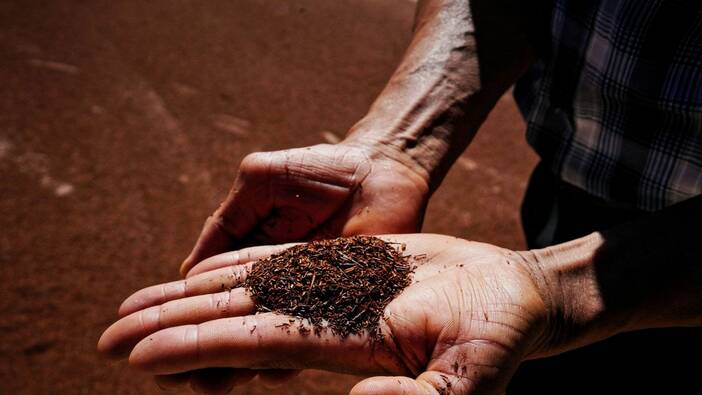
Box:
[514,0,702,211]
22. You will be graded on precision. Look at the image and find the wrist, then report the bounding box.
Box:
[342,106,477,194]
[517,233,632,358]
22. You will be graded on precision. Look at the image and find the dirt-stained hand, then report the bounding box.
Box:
[100,234,554,395]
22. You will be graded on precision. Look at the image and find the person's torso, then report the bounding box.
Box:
[515,0,702,211]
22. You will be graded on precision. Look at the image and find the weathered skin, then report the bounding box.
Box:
[102,235,550,395]
[172,2,540,388]
[179,0,539,276]
[101,192,702,394]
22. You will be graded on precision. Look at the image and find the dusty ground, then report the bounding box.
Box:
[0,1,536,394]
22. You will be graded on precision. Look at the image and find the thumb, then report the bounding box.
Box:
[351,371,476,395]
[351,376,431,395]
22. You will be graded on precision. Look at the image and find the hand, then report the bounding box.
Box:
[99,234,554,394]
[180,143,429,276]
[177,143,428,391]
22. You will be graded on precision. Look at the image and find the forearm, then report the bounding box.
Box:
[527,195,702,357]
[344,0,541,191]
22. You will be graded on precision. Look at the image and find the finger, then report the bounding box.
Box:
[120,244,296,317]
[186,243,297,279]
[351,371,477,395]
[188,368,257,394]
[123,234,437,318]
[99,288,255,358]
[350,376,432,395]
[171,369,299,393]
[118,265,249,318]
[257,369,301,387]
[181,165,271,276]
[129,313,406,376]
[154,369,258,393]
[154,371,191,389]
[181,215,240,277]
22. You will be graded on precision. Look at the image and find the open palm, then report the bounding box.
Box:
[100,235,549,394]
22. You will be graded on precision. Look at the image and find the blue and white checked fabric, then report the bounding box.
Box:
[515,0,702,211]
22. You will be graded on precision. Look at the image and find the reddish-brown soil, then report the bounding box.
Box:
[0,1,536,393]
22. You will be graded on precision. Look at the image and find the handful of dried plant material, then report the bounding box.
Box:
[245,236,413,339]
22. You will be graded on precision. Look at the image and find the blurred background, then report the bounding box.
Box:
[0,1,536,393]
